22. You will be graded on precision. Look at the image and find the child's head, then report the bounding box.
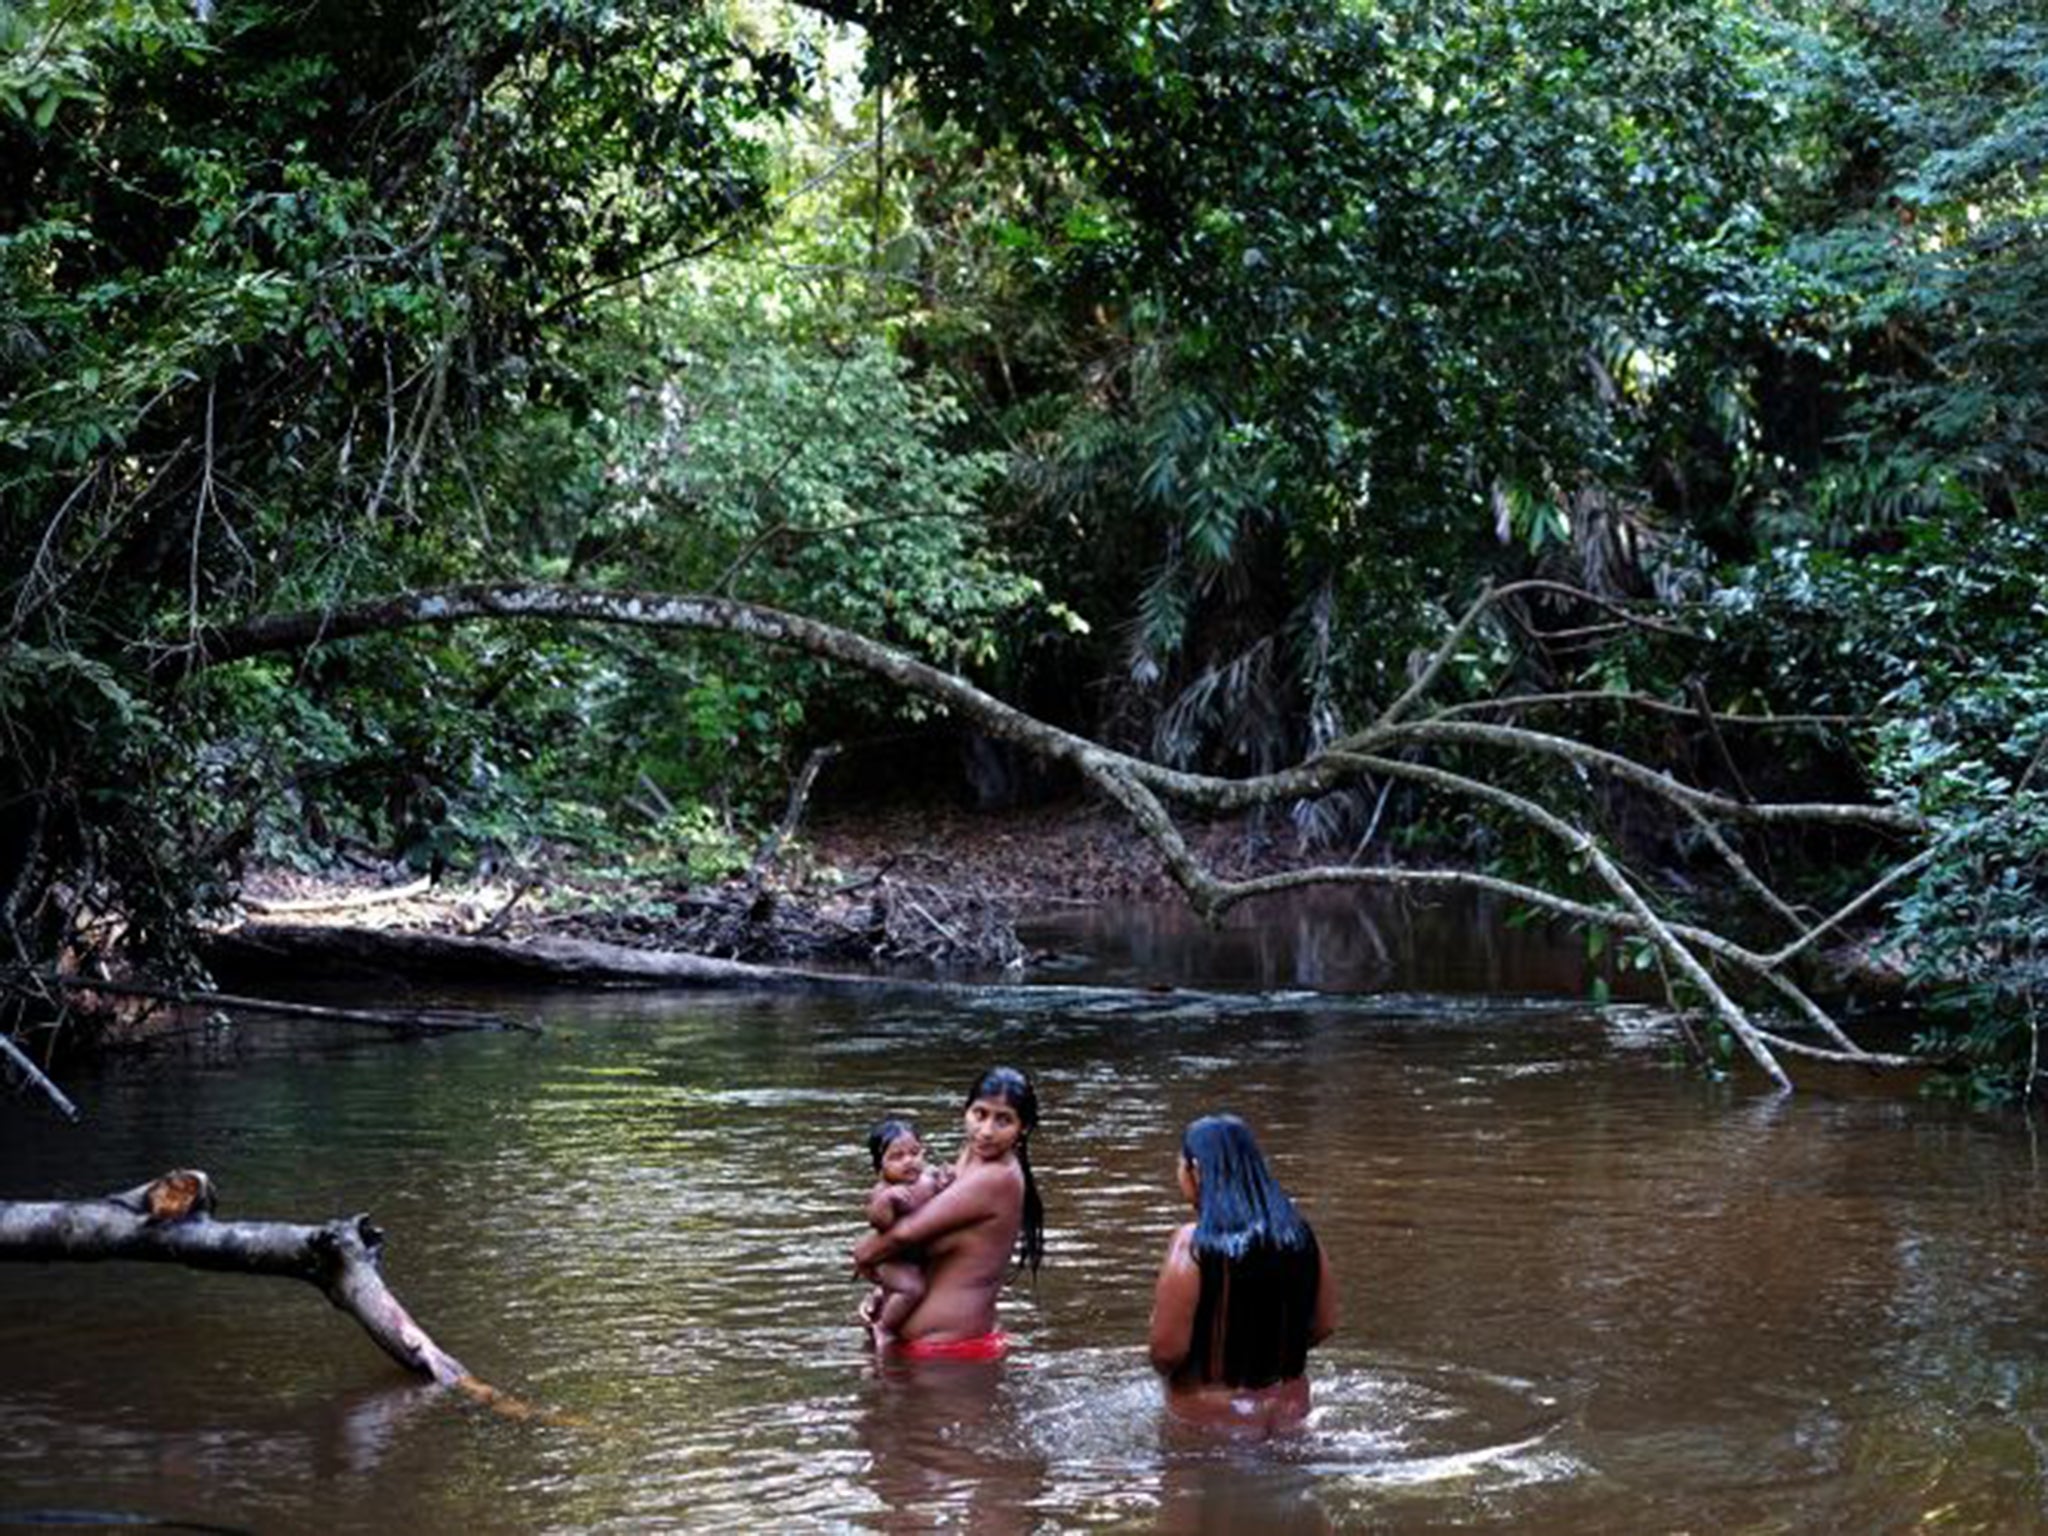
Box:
[867,1117,925,1184]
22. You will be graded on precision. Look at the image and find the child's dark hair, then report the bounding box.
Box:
[867,1116,918,1170]
[966,1065,1044,1275]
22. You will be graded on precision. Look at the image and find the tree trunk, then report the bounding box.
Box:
[0,1170,469,1387]
[203,922,918,990]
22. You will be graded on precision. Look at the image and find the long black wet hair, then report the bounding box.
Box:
[867,1117,919,1170]
[1179,1113,1320,1389]
[967,1065,1044,1275]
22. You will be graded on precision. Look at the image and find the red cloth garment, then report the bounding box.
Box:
[894,1331,1011,1362]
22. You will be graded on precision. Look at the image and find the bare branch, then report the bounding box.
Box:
[0,1031,80,1122]
[1761,970,1866,1057]
[1689,678,1756,805]
[1489,579,1703,639]
[1434,691,1860,728]
[1391,718,1925,834]
[748,743,841,882]
[1337,750,1793,1089]
[1368,579,1710,738]
[244,876,434,916]
[0,1170,472,1387]
[7,968,534,1035]
[1372,579,1495,731]
[1182,864,1629,928]
[6,461,103,634]
[1761,839,1948,970]
[1681,805,1810,937]
[1750,1028,1923,1069]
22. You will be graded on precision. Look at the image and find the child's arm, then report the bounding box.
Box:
[851,1163,1004,1273]
[864,1183,908,1232]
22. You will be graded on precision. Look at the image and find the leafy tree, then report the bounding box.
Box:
[1,0,808,992]
[4,0,2047,1106]
[862,0,1791,777]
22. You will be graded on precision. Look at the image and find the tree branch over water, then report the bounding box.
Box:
[185,580,1952,1090]
[0,1170,473,1388]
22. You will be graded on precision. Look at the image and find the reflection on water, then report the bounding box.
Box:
[1017,887,1657,999]
[854,1357,1042,1532]
[1,893,2045,1532]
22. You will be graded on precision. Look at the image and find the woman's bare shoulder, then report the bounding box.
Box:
[952,1155,1026,1196]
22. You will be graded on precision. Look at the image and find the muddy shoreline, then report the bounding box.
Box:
[223,801,1908,997]
[226,802,1296,977]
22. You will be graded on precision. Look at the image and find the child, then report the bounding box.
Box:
[857,1116,952,1346]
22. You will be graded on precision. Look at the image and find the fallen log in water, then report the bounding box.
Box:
[0,1169,471,1388]
[203,922,905,990]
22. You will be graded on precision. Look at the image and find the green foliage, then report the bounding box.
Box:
[2,0,805,635]
[1708,496,2048,1095]
[0,0,827,1002]
[593,294,1032,665]
[865,0,1793,771]
[1761,0,2048,542]
[643,804,755,886]
[3,0,2047,1098]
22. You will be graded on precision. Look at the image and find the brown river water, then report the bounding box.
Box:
[2,893,2046,1532]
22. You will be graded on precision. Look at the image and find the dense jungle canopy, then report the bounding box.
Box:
[2,0,2045,1095]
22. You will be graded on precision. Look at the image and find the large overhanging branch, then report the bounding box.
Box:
[0,1170,474,1389]
[185,583,1333,809]
[186,580,1951,1087]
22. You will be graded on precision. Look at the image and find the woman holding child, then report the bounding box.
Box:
[852,1065,1044,1361]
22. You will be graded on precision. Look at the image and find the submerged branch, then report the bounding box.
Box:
[7,969,535,1035]
[1341,751,1794,1090]
[1748,1029,1923,1070]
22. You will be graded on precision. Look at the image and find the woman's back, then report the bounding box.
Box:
[1149,1114,1339,1435]
[1182,1231,1323,1390]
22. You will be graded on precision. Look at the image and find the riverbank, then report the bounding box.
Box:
[226,802,1913,996]
[228,801,1300,975]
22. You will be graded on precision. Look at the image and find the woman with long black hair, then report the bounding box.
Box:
[851,1065,1044,1360]
[1148,1113,1338,1433]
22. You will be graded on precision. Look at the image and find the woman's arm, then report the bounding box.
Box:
[1308,1236,1339,1346]
[1147,1224,1200,1374]
[850,1163,1003,1271]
